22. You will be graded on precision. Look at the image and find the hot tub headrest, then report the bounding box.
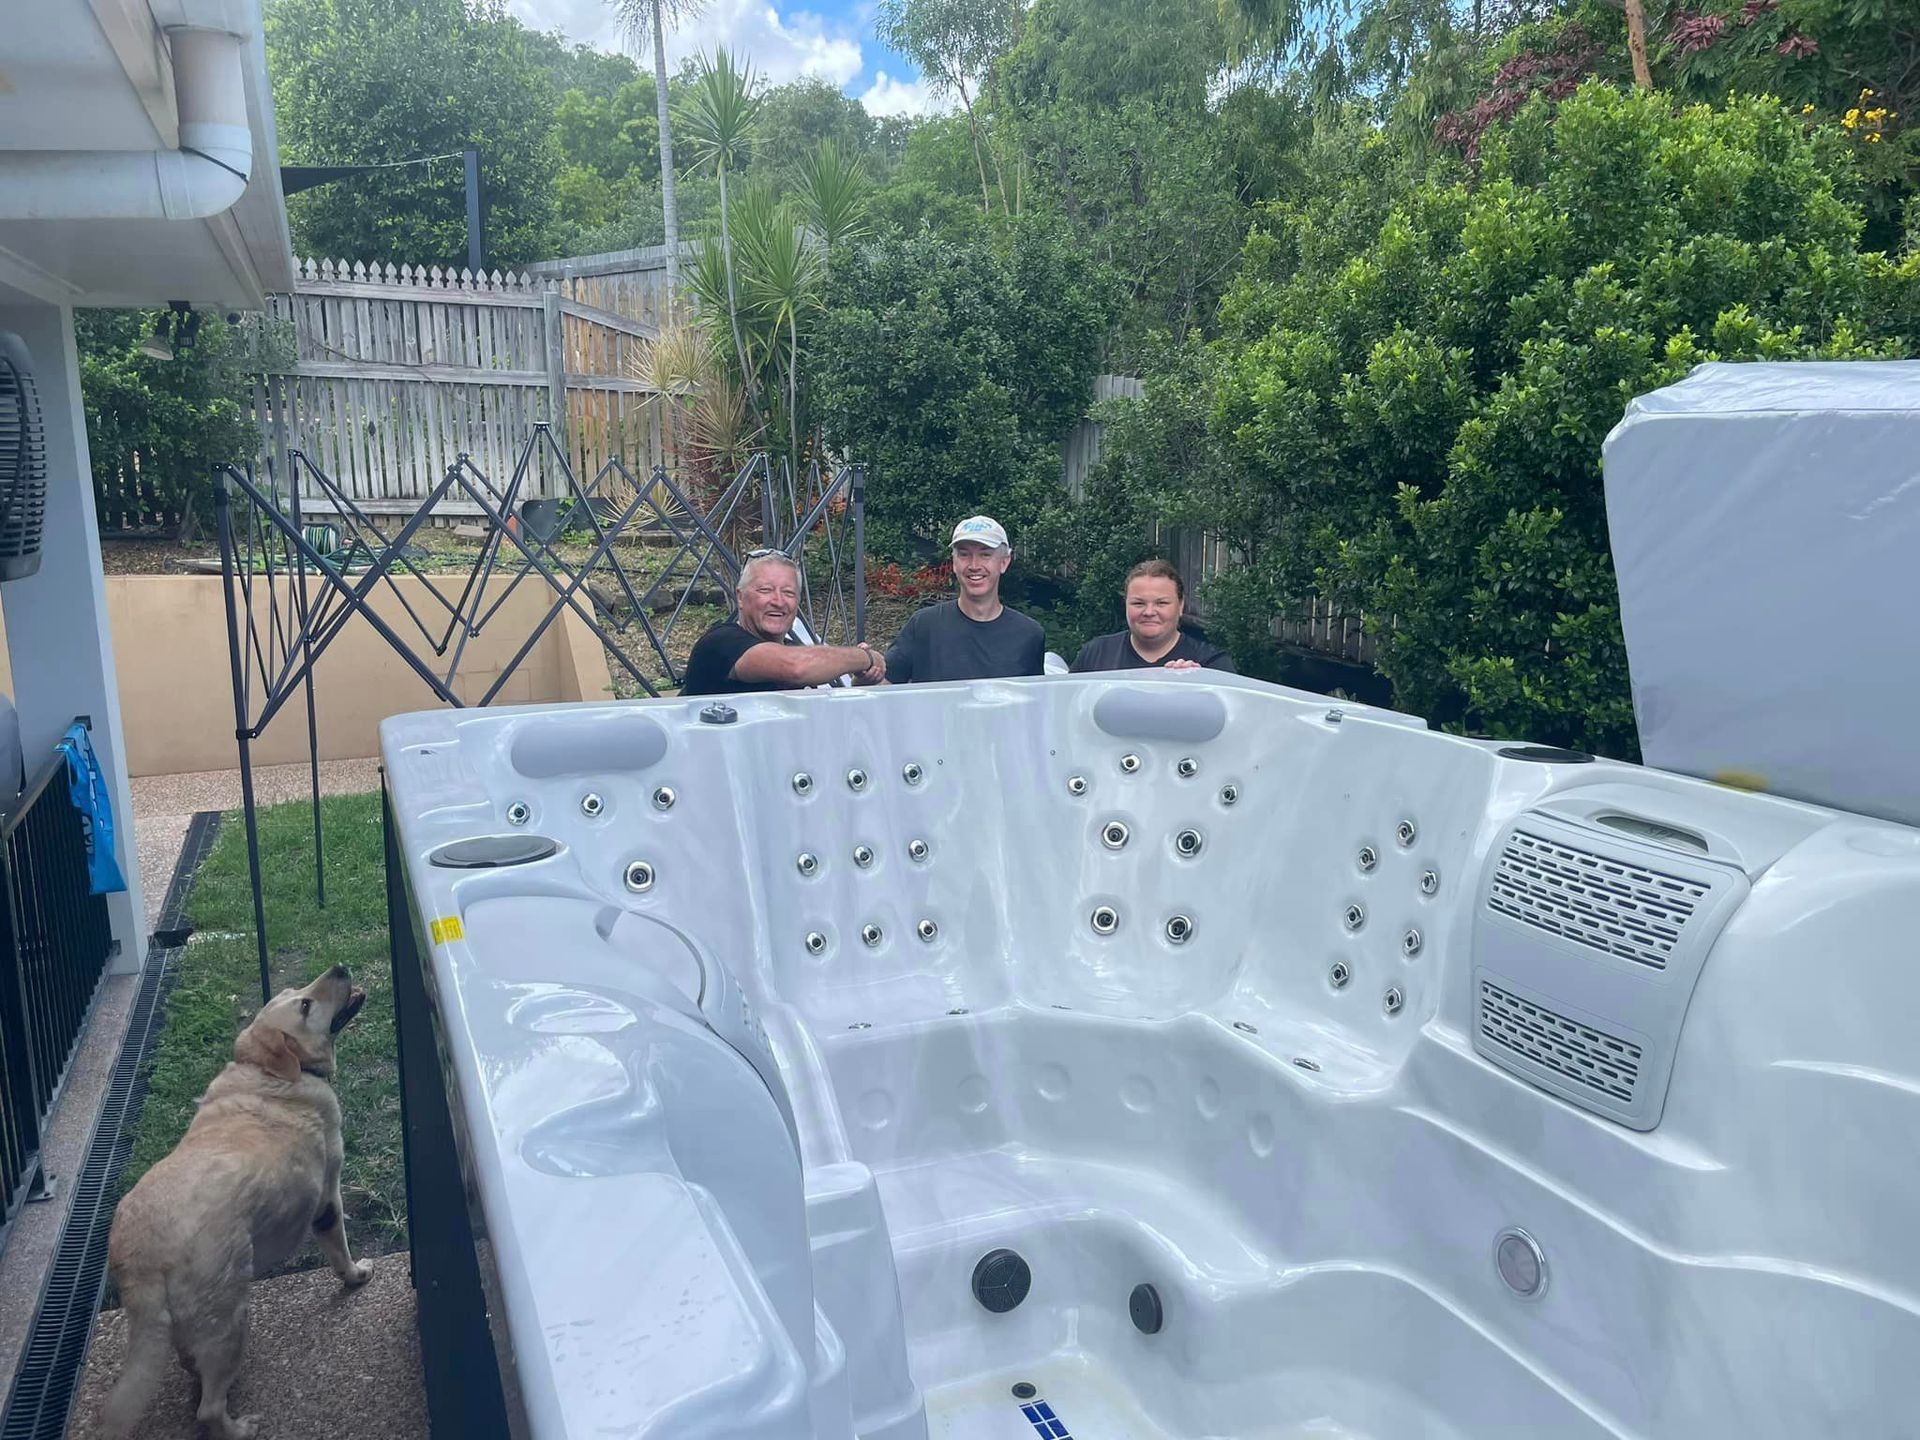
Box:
[510,712,669,778]
[1092,684,1229,744]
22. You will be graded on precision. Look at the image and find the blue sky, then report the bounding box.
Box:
[504,0,945,116]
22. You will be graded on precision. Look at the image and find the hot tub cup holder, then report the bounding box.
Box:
[428,834,559,869]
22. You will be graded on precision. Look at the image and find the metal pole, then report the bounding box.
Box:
[759,453,774,549]
[286,460,325,908]
[852,463,867,643]
[464,147,483,275]
[216,478,273,1003]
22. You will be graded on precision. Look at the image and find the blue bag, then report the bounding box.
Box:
[54,722,127,895]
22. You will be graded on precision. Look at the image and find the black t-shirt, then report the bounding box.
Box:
[1069,629,1237,674]
[681,620,801,696]
[885,600,1046,683]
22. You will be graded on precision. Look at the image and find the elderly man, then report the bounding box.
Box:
[884,515,1046,683]
[681,551,885,696]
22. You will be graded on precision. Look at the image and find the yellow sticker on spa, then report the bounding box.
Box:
[430,915,464,944]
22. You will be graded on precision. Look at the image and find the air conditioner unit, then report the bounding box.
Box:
[0,331,49,582]
[1473,796,1750,1130]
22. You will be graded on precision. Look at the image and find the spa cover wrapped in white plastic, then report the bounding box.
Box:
[1604,360,1920,826]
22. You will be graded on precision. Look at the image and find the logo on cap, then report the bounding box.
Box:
[950,515,1009,550]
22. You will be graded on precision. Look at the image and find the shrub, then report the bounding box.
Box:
[1136,84,1920,756]
[77,309,270,535]
[865,559,952,599]
[807,216,1119,570]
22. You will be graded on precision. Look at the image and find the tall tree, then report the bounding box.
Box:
[610,0,707,297]
[1623,0,1651,88]
[1000,0,1242,349]
[878,0,1022,213]
[267,0,560,267]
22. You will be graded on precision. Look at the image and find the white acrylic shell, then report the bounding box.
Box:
[382,671,1920,1439]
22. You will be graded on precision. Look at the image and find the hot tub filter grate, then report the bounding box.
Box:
[971,1248,1031,1313]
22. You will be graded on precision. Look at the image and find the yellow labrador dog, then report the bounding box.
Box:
[102,964,370,1439]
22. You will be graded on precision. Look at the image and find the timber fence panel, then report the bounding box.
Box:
[251,257,668,516]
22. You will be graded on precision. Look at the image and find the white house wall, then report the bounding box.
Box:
[0,300,146,973]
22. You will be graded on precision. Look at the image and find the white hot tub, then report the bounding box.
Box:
[378,674,1920,1439]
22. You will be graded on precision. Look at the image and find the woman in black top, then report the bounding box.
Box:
[1069,559,1236,673]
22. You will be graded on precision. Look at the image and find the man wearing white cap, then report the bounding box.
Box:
[883,515,1046,683]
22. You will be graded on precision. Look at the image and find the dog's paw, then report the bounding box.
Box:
[227,1415,263,1440]
[342,1260,373,1288]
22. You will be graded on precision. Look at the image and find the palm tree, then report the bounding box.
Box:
[609,0,706,298]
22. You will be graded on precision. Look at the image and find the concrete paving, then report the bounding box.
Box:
[67,1254,426,1440]
[130,758,383,821]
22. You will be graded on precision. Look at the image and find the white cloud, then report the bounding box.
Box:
[506,0,625,53]
[510,0,863,89]
[857,69,949,119]
[676,1,865,86]
[509,0,947,122]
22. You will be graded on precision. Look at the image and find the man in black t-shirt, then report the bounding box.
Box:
[885,515,1046,683]
[681,552,886,696]
[1070,559,1236,673]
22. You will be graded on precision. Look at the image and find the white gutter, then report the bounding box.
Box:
[0,23,254,222]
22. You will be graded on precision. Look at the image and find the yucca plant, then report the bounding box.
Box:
[629,318,756,494]
[731,181,825,463]
[798,139,873,253]
[677,47,764,400]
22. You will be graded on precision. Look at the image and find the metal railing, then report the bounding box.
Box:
[0,727,116,1251]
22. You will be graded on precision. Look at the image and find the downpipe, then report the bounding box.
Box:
[0,25,254,221]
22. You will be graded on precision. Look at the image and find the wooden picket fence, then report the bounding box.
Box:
[527,243,679,332]
[252,254,673,514]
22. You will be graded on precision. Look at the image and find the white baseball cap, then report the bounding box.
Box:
[950,515,1010,550]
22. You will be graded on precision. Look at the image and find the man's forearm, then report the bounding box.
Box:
[733,639,880,686]
[795,644,877,684]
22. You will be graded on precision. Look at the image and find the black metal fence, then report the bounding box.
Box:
[0,731,116,1250]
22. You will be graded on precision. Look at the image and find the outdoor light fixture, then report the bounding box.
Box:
[138,301,198,361]
[137,315,173,361]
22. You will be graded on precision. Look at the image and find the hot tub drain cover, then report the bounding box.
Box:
[1129,1282,1164,1334]
[972,1248,1031,1313]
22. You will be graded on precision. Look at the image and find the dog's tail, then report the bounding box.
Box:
[99,1278,171,1439]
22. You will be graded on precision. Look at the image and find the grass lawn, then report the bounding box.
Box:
[122,791,408,1265]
